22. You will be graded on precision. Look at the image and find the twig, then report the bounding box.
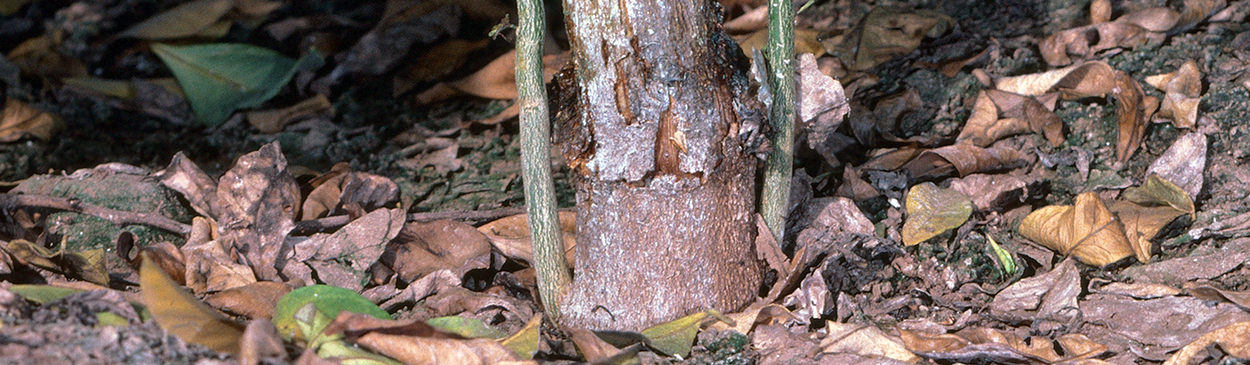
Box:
[289,206,558,235]
[761,0,798,245]
[0,193,192,237]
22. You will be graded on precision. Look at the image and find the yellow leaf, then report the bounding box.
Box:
[141,252,244,354]
[1019,192,1134,266]
[640,310,729,357]
[902,182,973,246]
[500,315,542,359]
[0,98,65,142]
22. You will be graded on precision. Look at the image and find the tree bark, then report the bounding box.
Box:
[551,0,766,331]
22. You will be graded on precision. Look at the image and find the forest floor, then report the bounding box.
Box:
[1,0,1249,364]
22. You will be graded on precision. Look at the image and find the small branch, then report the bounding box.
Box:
[290,207,568,235]
[761,0,798,245]
[516,0,572,321]
[0,193,192,237]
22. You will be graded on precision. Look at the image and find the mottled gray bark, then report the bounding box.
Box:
[551,0,766,331]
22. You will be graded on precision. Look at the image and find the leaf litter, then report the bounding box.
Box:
[1,0,1250,364]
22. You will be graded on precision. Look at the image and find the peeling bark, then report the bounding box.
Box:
[551,0,765,330]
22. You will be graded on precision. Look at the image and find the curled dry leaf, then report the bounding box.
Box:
[156,152,221,219]
[902,182,972,246]
[988,258,1081,323]
[382,219,492,284]
[1113,70,1147,163]
[300,164,401,221]
[119,0,234,39]
[479,211,577,268]
[1040,21,1146,66]
[900,326,1107,364]
[1117,7,1182,32]
[1019,192,1134,267]
[1145,60,1202,128]
[957,90,1064,147]
[1163,321,1250,365]
[140,252,245,355]
[900,144,1029,180]
[1111,174,1194,262]
[6,240,109,285]
[205,281,293,320]
[246,94,334,134]
[0,98,64,142]
[285,208,405,291]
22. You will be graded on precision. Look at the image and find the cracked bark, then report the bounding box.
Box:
[551,0,765,331]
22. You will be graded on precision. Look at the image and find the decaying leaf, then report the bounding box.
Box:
[416,51,568,104]
[902,182,972,246]
[834,6,954,71]
[284,208,405,291]
[479,212,577,268]
[1146,132,1206,201]
[381,219,492,285]
[300,164,401,221]
[957,90,1064,147]
[156,152,222,219]
[140,252,245,354]
[216,142,300,281]
[1145,60,1203,128]
[900,326,1107,363]
[565,325,623,363]
[1111,174,1194,262]
[1019,192,1134,267]
[737,28,825,58]
[205,281,293,320]
[246,94,335,134]
[900,144,1029,180]
[797,53,851,166]
[6,35,87,81]
[325,311,525,365]
[6,240,109,285]
[1117,7,1182,32]
[1040,21,1146,66]
[988,258,1081,323]
[0,98,64,142]
[500,315,542,359]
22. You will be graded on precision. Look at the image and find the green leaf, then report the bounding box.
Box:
[119,0,234,40]
[640,310,727,358]
[96,312,131,327]
[1123,173,1194,216]
[426,316,508,339]
[152,43,322,125]
[986,234,1017,276]
[7,284,85,305]
[273,285,390,341]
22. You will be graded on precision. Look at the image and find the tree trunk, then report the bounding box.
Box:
[551,0,766,331]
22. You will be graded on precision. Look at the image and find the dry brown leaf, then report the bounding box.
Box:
[1019,192,1134,267]
[564,325,621,362]
[955,91,1006,147]
[205,281,293,320]
[835,7,954,71]
[1052,61,1120,100]
[902,182,972,246]
[1113,70,1147,163]
[118,0,234,39]
[995,63,1084,96]
[821,322,919,362]
[989,258,1081,323]
[0,98,65,142]
[285,208,405,291]
[1039,22,1146,66]
[959,90,1064,147]
[1188,285,1250,312]
[6,35,87,81]
[1117,7,1182,32]
[300,165,400,221]
[1147,60,1203,128]
[1177,0,1227,30]
[901,144,1029,179]
[737,28,825,58]
[1146,132,1206,201]
[708,301,796,336]
[445,51,569,101]
[246,95,334,134]
[156,152,222,219]
[723,4,769,33]
[1092,281,1181,298]
[239,319,287,365]
[325,311,524,365]
[900,326,1106,363]
[396,39,491,95]
[479,211,577,268]
[1163,321,1250,365]
[141,252,245,355]
[382,219,492,284]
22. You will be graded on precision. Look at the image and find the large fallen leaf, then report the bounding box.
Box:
[216,142,301,281]
[273,284,391,341]
[153,43,322,125]
[140,252,244,354]
[834,6,954,70]
[957,90,1064,147]
[119,0,234,40]
[0,98,64,142]
[205,281,292,319]
[900,327,1107,363]
[1019,192,1134,266]
[1111,174,1194,262]
[822,322,919,363]
[988,258,1081,322]
[902,182,972,246]
[1145,60,1203,128]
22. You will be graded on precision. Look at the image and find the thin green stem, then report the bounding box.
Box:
[516,0,571,320]
[761,0,796,245]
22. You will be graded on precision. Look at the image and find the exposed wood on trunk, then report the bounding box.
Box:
[551,0,766,330]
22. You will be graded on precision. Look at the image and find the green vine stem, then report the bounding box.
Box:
[515,0,571,320]
[761,0,797,245]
